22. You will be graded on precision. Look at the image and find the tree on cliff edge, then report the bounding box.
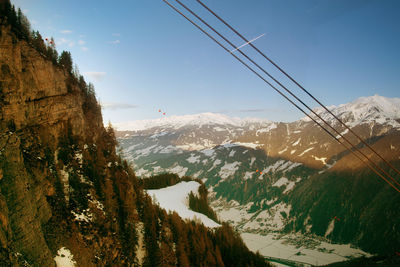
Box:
[59,51,73,74]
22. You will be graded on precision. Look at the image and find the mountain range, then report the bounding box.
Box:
[116,95,400,255]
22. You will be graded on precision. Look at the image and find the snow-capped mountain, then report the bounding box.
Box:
[115,113,275,152]
[117,95,400,170]
[114,112,273,131]
[117,95,400,133]
[116,95,400,255]
[304,94,400,128]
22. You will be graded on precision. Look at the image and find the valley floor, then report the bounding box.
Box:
[241,232,370,266]
[209,190,371,266]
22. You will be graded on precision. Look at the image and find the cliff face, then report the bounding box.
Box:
[0,24,123,266]
[0,20,153,266]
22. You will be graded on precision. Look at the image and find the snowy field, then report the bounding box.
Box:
[147,181,220,228]
[241,232,371,266]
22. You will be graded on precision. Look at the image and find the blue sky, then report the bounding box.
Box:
[12,0,400,123]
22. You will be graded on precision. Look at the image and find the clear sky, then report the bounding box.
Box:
[11,0,400,123]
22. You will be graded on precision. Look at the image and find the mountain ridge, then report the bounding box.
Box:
[303,94,400,128]
[115,112,273,131]
[117,94,400,170]
[115,95,400,132]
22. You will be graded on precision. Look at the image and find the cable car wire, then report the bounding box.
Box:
[173,0,400,190]
[161,0,400,192]
[196,0,400,181]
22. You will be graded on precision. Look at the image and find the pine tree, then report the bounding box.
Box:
[16,7,23,34]
[78,75,86,91]
[72,63,80,79]
[46,37,58,64]
[31,31,46,55]
[8,4,17,29]
[59,51,73,73]
[0,0,11,20]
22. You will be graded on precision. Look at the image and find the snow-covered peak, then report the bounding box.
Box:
[115,95,399,131]
[303,95,400,127]
[114,112,272,131]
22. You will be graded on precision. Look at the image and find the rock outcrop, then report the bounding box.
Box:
[0,23,126,265]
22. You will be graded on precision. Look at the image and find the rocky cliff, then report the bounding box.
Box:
[0,22,132,266]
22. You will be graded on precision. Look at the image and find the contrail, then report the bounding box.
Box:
[230,33,265,53]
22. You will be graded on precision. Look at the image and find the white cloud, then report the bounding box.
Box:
[84,71,106,82]
[57,38,68,45]
[112,33,121,37]
[60,30,72,34]
[101,102,138,110]
[57,37,86,49]
[22,9,29,14]
[56,38,76,48]
[109,40,120,44]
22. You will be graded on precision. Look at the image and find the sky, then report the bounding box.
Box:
[11,0,400,124]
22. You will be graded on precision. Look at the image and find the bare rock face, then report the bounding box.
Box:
[0,26,87,137]
[1,133,54,266]
[0,25,73,266]
[0,25,125,266]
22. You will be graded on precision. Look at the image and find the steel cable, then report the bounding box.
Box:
[196,0,400,185]
[173,0,400,190]
[161,0,400,192]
